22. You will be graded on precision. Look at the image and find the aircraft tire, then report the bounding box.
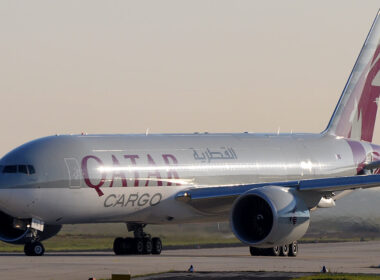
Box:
[113,237,125,255]
[143,238,152,254]
[24,243,32,256]
[24,242,45,256]
[269,246,280,256]
[134,238,144,254]
[151,237,162,255]
[124,237,134,255]
[280,244,289,256]
[289,241,298,257]
[32,242,45,256]
[249,246,260,256]
[261,248,269,256]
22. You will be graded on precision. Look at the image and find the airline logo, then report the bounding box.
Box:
[336,41,380,142]
[353,46,380,141]
[334,38,380,142]
[81,147,238,196]
[81,154,180,196]
[103,192,162,208]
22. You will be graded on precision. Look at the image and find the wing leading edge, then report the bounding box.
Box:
[175,174,380,215]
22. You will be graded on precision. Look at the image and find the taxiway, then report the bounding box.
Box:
[0,241,380,280]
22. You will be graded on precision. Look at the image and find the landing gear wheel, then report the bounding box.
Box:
[113,237,125,255]
[249,246,260,256]
[134,238,144,254]
[124,237,134,255]
[144,238,152,254]
[289,241,298,257]
[280,244,289,256]
[32,242,45,256]
[24,243,32,256]
[113,224,163,255]
[24,242,45,256]
[269,246,280,256]
[152,237,162,255]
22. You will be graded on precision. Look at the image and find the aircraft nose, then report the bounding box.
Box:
[0,192,11,209]
[0,174,12,212]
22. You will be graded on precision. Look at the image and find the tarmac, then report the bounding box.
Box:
[0,241,380,280]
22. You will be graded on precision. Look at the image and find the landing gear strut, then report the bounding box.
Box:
[24,229,45,256]
[113,224,162,255]
[249,241,298,257]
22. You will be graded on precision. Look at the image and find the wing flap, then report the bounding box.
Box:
[298,174,380,191]
[363,160,380,170]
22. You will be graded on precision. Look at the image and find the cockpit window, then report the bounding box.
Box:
[18,165,28,174]
[27,165,35,174]
[3,165,17,173]
[2,165,35,174]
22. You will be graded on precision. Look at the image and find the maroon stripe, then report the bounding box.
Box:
[346,140,366,174]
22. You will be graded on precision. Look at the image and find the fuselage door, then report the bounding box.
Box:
[64,158,82,189]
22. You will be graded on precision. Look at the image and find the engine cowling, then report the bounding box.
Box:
[230,186,310,247]
[0,211,62,244]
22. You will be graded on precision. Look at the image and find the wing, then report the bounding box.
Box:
[175,174,380,215]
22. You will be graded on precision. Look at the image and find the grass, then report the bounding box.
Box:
[299,237,376,243]
[293,273,380,280]
[1,233,380,252]
[0,233,240,252]
[1,221,380,252]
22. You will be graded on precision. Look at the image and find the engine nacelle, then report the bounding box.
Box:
[0,211,62,244]
[230,186,310,247]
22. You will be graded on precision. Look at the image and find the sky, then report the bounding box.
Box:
[1,1,380,157]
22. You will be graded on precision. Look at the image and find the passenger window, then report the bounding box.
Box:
[3,165,17,173]
[18,165,28,174]
[27,165,35,174]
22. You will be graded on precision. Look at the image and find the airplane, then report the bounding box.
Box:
[1,10,380,257]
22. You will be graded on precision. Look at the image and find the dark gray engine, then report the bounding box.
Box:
[230,186,310,247]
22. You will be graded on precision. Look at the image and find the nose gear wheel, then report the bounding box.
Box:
[24,241,45,256]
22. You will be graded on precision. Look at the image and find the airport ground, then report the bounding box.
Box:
[2,220,378,252]
[1,241,380,280]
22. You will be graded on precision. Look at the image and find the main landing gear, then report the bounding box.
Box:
[24,229,45,256]
[249,241,298,257]
[113,224,162,255]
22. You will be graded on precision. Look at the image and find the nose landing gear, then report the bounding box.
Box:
[24,229,45,256]
[113,223,162,255]
[24,241,45,256]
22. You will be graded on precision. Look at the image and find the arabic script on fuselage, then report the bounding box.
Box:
[190,147,237,162]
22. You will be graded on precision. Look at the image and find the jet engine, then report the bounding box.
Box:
[0,211,61,244]
[230,186,310,247]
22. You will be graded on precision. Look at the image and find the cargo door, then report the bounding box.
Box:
[64,158,82,189]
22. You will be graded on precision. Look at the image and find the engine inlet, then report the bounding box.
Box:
[231,194,273,244]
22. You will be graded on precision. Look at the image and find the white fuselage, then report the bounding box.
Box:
[0,133,374,225]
